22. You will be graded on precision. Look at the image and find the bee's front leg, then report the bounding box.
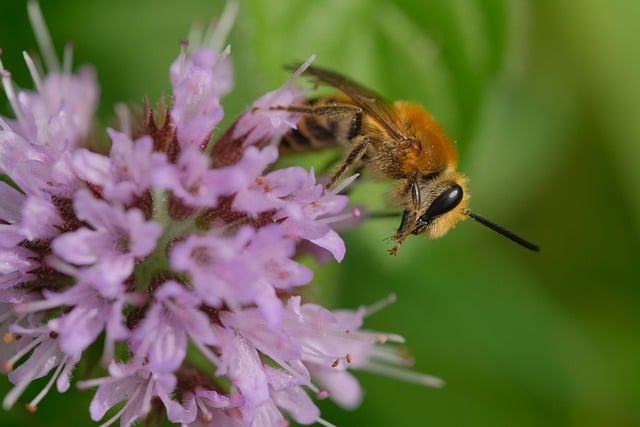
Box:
[326,135,370,189]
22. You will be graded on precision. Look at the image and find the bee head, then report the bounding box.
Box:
[389,171,538,255]
[412,171,539,251]
[390,171,539,254]
[413,171,470,238]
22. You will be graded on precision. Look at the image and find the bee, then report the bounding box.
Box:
[279,64,539,255]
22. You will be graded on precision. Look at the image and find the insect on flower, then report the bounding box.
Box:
[278,65,540,255]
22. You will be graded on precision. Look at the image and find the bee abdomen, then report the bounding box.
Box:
[280,102,362,153]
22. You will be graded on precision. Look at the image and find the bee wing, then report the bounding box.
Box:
[291,64,408,142]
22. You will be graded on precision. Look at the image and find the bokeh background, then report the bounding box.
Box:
[1,0,638,426]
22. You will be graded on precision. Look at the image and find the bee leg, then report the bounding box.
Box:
[388,209,413,255]
[272,104,361,118]
[388,239,404,256]
[328,156,370,194]
[396,209,412,235]
[410,179,421,210]
[326,135,370,189]
[387,179,420,255]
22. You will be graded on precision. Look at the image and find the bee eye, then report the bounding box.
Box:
[419,184,463,225]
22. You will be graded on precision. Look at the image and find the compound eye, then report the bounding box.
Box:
[419,184,464,225]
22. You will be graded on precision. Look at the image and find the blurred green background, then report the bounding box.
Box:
[1,0,639,426]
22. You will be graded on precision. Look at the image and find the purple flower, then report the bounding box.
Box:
[0,246,39,291]
[44,283,131,360]
[128,281,217,373]
[169,1,236,150]
[3,322,80,412]
[171,224,311,326]
[181,388,244,427]
[170,47,231,149]
[265,366,321,425]
[0,42,97,198]
[231,56,315,148]
[51,190,162,297]
[73,129,168,204]
[215,327,270,408]
[0,63,97,156]
[151,146,246,208]
[0,2,441,426]
[18,194,63,241]
[78,359,196,426]
[232,164,313,216]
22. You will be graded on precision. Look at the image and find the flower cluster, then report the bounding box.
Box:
[0,2,442,426]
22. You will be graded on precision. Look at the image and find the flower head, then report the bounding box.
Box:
[0,2,441,426]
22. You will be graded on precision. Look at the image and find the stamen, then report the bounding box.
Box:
[3,334,44,372]
[324,173,359,197]
[260,351,319,393]
[192,339,222,367]
[2,336,51,409]
[287,54,316,85]
[363,293,397,317]
[281,364,319,394]
[97,388,141,427]
[195,396,213,422]
[27,1,60,72]
[22,51,44,96]
[174,42,189,86]
[302,343,340,363]
[77,376,109,389]
[115,103,132,137]
[317,207,362,225]
[13,297,66,315]
[316,416,337,427]
[362,362,444,388]
[206,0,239,53]
[44,254,79,277]
[58,43,74,99]
[369,345,413,367]
[140,374,154,417]
[26,356,67,411]
[186,21,202,52]
[62,42,73,76]
[329,353,352,367]
[372,331,403,344]
[0,59,28,128]
[245,53,315,116]
[3,367,39,409]
[219,44,231,60]
[3,332,14,344]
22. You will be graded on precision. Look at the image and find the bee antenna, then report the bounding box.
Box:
[464,210,539,252]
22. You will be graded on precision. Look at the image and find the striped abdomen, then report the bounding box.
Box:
[280,98,363,153]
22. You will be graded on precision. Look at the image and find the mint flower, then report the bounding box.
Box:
[0,2,442,426]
